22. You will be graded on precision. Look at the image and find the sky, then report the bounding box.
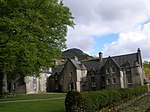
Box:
[63,0,150,61]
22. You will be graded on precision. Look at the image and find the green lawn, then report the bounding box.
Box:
[0,93,65,101]
[0,99,65,112]
[0,93,66,112]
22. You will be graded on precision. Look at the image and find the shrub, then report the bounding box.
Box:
[65,91,84,112]
[65,85,148,112]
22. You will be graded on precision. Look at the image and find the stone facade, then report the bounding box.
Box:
[49,48,145,92]
[60,58,87,92]
[24,73,49,94]
[2,68,51,94]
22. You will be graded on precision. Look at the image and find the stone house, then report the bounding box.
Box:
[47,65,63,92]
[49,48,145,92]
[60,57,87,92]
[2,68,51,94]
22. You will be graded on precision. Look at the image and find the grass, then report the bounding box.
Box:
[0,93,65,101]
[0,99,65,112]
[0,93,66,112]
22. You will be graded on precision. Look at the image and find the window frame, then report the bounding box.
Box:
[70,72,72,78]
[112,78,117,84]
[92,82,96,87]
[112,67,116,73]
[106,68,109,74]
[107,79,110,85]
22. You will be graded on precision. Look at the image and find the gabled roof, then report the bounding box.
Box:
[70,59,87,70]
[82,59,100,71]
[111,53,138,67]
[70,51,139,72]
[103,56,121,69]
[51,65,64,76]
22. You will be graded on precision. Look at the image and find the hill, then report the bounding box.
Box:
[61,48,92,61]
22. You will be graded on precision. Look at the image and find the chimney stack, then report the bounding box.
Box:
[99,52,103,62]
[137,48,141,53]
[137,48,142,66]
[54,59,58,65]
[74,56,78,61]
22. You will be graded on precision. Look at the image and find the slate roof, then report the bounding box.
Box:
[70,59,86,70]
[111,53,138,67]
[83,52,139,71]
[82,59,100,71]
[51,65,64,76]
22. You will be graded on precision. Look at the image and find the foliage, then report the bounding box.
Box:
[65,85,148,112]
[145,106,150,112]
[65,91,85,112]
[0,0,74,94]
[143,61,150,79]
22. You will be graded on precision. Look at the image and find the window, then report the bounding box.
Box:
[55,75,58,80]
[101,76,105,86]
[70,72,72,78]
[55,84,58,89]
[112,67,115,73]
[92,82,96,87]
[112,78,117,84]
[106,68,109,74]
[126,66,130,71]
[68,83,74,90]
[91,73,95,77]
[68,84,71,90]
[33,77,37,90]
[127,73,132,84]
[107,79,110,85]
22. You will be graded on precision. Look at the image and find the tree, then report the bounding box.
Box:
[0,0,74,95]
[143,61,150,79]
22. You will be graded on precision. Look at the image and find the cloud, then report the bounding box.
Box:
[66,23,109,52]
[63,0,150,60]
[103,22,150,61]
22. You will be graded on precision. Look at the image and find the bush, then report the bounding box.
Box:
[65,91,85,112]
[65,85,148,112]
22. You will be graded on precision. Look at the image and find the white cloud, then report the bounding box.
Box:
[63,0,150,60]
[66,23,109,52]
[103,22,150,61]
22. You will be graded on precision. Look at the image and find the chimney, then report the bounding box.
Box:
[54,59,58,65]
[137,48,141,53]
[137,48,142,66]
[74,56,78,61]
[99,52,103,62]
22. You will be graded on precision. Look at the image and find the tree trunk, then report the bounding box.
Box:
[10,81,14,93]
[0,71,3,97]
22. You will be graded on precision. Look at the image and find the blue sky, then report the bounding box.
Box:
[91,33,119,56]
[64,0,150,61]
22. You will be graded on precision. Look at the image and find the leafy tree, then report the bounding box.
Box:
[0,0,74,95]
[143,61,150,79]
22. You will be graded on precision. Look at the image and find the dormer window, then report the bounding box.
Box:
[106,68,109,74]
[126,66,130,71]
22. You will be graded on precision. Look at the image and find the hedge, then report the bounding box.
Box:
[65,85,148,112]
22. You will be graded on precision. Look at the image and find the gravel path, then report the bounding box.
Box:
[0,97,65,103]
[122,93,150,112]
